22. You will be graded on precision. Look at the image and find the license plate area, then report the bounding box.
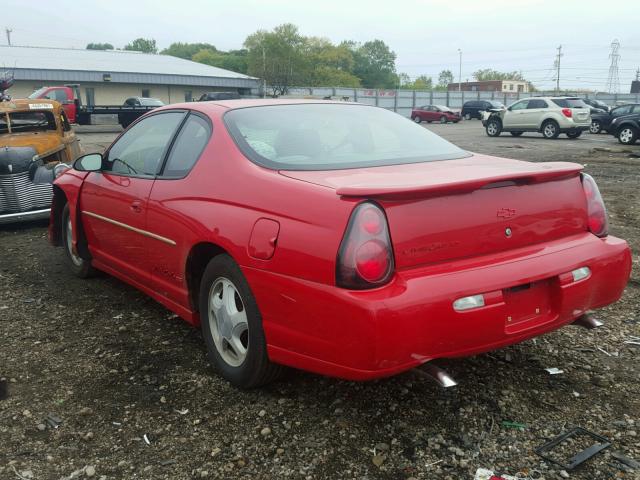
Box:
[503,280,552,333]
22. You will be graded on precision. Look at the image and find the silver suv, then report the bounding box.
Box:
[482,97,591,139]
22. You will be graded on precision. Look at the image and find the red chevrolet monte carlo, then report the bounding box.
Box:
[49,100,631,388]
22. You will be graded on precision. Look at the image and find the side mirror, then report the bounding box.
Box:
[73,153,103,172]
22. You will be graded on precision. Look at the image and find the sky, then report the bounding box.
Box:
[3,0,639,92]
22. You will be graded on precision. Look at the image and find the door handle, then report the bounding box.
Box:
[130,201,143,213]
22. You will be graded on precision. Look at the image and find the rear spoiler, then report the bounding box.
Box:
[336,162,583,199]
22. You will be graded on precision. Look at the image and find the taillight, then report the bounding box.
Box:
[336,202,395,289]
[581,173,608,237]
[562,108,573,118]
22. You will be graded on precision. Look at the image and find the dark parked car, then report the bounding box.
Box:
[583,98,610,113]
[118,97,164,128]
[589,103,640,134]
[461,100,505,120]
[608,112,640,145]
[411,105,460,124]
[198,92,241,101]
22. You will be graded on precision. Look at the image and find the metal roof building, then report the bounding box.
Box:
[2,45,260,105]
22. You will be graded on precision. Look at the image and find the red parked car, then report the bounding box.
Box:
[411,105,461,124]
[49,100,631,388]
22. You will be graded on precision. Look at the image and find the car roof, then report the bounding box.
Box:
[0,98,63,114]
[154,98,364,115]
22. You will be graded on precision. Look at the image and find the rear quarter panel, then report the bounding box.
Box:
[151,110,356,287]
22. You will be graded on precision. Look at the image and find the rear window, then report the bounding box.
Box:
[1,111,57,134]
[551,98,587,108]
[224,104,469,171]
[139,98,164,106]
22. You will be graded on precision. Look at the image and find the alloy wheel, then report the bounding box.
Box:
[619,128,634,144]
[543,123,557,138]
[590,121,601,134]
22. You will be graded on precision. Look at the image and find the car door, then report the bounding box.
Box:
[145,112,212,306]
[522,98,548,128]
[80,111,186,284]
[502,100,529,128]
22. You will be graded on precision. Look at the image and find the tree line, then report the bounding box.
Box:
[86,25,531,94]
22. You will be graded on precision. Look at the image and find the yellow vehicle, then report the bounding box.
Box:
[0,99,81,223]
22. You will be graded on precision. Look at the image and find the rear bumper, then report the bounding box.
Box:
[559,125,590,133]
[0,208,51,225]
[245,233,631,380]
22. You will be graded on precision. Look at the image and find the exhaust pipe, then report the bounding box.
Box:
[414,363,458,388]
[573,313,604,330]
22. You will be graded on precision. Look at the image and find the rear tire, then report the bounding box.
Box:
[485,118,502,137]
[413,116,422,124]
[61,204,95,278]
[618,126,638,145]
[464,113,471,120]
[589,120,602,134]
[510,131,523,137]
[199,254,282,388]
[541,120,560,139]
[439,115,447,124]
[566,131,582,139]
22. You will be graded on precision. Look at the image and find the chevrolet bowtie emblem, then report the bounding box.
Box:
[497,208,516,219]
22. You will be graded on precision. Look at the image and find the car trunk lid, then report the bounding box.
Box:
[280,154,587,269]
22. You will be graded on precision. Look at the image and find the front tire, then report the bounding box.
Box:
[464,113,472,120]
[590,120,602,134]
[440,115,447,124]
[618,126,638,145]
[199,254,282,388]
[485,118,502,137]
[541,120,560,139]
[61,204,95,278]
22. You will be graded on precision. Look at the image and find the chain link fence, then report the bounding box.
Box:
[275,86,640,117]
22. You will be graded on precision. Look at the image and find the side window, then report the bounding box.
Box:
[527,99,548,109]
[633,105,640,113]
[104,112,185,176]
[161,114,211,178]
[510,100,528,111]
[612,105,631,117]
[54,89,68,103]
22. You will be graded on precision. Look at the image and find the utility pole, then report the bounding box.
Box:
[5,27,12,46]
[262,45,266,98]
[554,45,562,94]
[457,49,462,92]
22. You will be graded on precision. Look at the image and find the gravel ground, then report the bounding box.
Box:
[1,122,639,480]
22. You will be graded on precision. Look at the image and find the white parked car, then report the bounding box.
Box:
[482,97,591,139]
